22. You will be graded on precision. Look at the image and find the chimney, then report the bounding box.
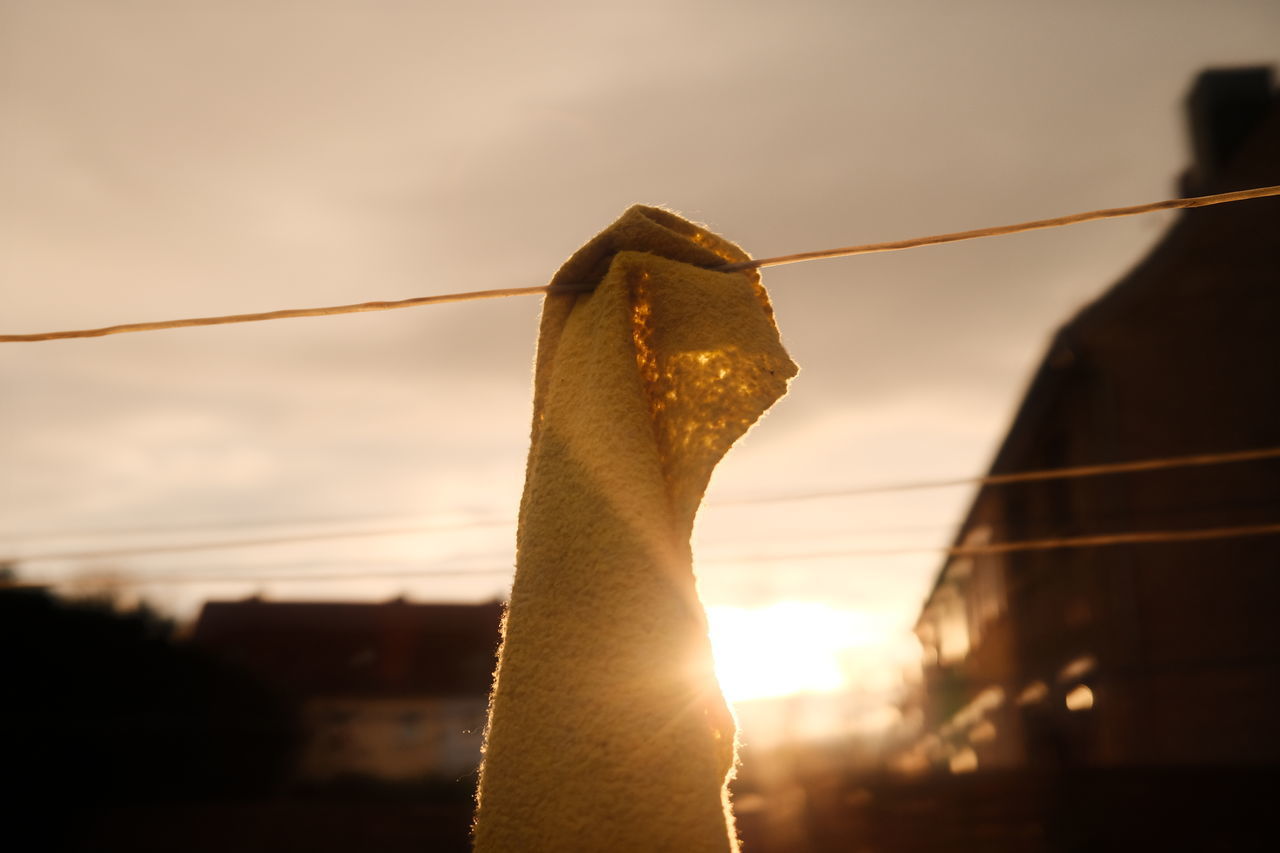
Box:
[1182,66,1275,194]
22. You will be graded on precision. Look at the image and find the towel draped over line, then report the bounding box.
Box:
[474,206,797,852]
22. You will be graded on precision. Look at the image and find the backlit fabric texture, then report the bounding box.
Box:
[473,206,797,852]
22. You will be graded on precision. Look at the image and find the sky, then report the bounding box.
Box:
[3,0,1278,733]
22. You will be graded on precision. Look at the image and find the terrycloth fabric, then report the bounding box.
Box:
[473,206,797,852]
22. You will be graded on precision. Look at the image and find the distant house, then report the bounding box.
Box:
[902,68,1280,775]
[193,597,503,784]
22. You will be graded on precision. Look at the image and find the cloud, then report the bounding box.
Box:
[3,0,1279,636]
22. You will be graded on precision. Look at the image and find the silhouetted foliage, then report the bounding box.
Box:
[1,588,298,848]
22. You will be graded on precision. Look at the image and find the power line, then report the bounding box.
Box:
[7,563,516,590]
[0,513,960,548]
[705,520,1280,563]
[3,184,1277,344]
[0,513,515,546]
[12,519,1280,589]
[5,444,1278,561]
[719,445,1280,505]
[0,510,477,543]
[3,519,516,563]
[948,521,1280,557]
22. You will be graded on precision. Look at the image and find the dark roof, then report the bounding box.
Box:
[192,598,505,698]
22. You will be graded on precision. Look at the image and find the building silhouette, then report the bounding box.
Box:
[192,597,503,786]
[904,67,1280,775]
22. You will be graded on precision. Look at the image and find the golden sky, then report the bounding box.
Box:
[3,1,1278,721]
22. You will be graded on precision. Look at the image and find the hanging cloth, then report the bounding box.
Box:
[473,206,797,852]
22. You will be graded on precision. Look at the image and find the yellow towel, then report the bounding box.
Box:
[473,206,797,852]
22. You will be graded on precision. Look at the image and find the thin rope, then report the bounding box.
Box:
[717,183,1280,272]
[3,184,1277,343]
[0,285,558,343]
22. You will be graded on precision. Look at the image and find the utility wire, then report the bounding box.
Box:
[12,519,1280,589]
[717,520,1280,562]
[947,521,1280,557]
[718,445,1280,505]
[0,513,958,547]
[7,564,515,590]
[3,184,1277,344]
[4,520,516,563]
[5,445,1278,561]
[0,510,491,543]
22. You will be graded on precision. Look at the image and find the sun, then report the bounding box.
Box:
[705,601,877,703]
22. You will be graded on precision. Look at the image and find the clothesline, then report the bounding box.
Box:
[3,184,1277,344]
[5,444,1278,560]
